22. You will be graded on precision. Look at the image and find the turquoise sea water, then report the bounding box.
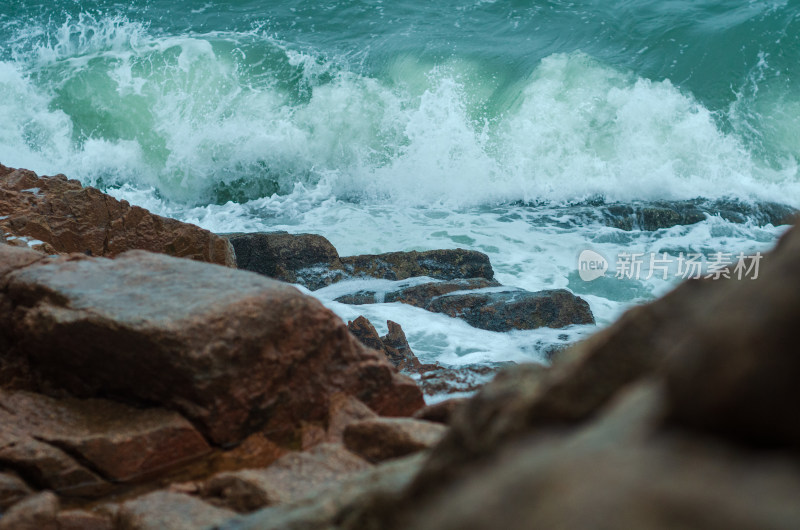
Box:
[1,1,797,370]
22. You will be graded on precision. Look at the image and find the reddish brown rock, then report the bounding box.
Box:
[0,165,234,266]
[340,249,494,282]
[0,491,59,530]
[335,278,500,306]
[0,250,423,446]
[0,429,109,498]
[201,444,372,513]
[0,471,33,510]
[0,390,210,483]
[343,418,447,463]
[116,491,236,530]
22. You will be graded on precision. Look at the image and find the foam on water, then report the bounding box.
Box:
[0,11,797,375]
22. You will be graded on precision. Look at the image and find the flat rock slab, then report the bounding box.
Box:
[0,165,234,266]
[426,288,595,331]
[335,278,499,306]
[202,444,372,513]
[116,491,236,530]
[0,390,210,484]
[1,250,423,446]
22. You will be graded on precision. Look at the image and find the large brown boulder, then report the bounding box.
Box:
[0,248,423,447]
[0,165,234,266]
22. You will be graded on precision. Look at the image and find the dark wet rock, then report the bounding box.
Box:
[0,164,234,266]
[335,278,500,306]
[0,471,33,510]
[347,317,423,372]
[0,491,59,530]
[384,278,501,306]
[426,288,594,332]
[0,250,423,447]
[115,491,236,530]
[223,232,343,290]
[340,249,494,282]
[412,399,469,425]
[343,418,447,464]
[201,444,372,513]
[381,321,423,371]
[224,231,495,292]
[554,198,797,231]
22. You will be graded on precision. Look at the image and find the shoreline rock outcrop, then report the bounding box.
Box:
[0,165,234,266]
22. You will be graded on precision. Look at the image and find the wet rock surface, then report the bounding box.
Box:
[426,288,595,331]
[0,249,422,447]
[535,198,797,231]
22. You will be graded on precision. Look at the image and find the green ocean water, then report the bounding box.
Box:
[1,0,797,368]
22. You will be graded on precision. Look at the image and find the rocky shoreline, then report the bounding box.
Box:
[2,164,800,529]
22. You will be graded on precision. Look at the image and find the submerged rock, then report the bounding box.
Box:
[544,198,797,231]
[335,277,499,306]
[0,165,234,266]
[0,248,423,447]
[426,288,595,331]
[339,249,494,283]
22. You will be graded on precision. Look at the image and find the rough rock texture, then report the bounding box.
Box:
[340,249,494,283]
[0,471,33,510]
[0,491,59,530]
[343,418,447,463]
[347,317,423,372]
[201,444,372,513]
[116,491,236,530]
[0,428,110,498]
[427,288,595,331]
[0,390,210,483]
[416,363,513,397]
[218,453,427,530]
[0,250,423,446]
[223,232,341,290]
[545,198,797,231]
[0,165,234,266]
[224,232,495,290]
